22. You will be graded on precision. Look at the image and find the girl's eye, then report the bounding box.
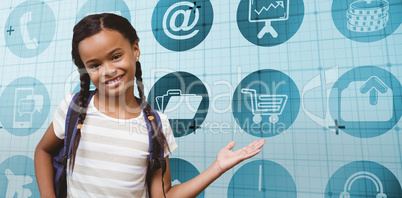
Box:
[90,64,100,69]
[112,54,122,60]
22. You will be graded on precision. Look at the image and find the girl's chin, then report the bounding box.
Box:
[99,85,133,96]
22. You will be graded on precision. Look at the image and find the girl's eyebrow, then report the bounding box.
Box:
[85,48,123,64]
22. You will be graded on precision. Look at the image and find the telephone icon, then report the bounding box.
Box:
[20,12,38,49]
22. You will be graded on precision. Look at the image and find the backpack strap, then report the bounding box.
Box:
[136,97,165,166]
[57,89,97,197]
[138,98,167,197]
[66,89,97,157]
[148,109,167,198]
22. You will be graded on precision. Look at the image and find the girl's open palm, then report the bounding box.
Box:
[215,139,265,172]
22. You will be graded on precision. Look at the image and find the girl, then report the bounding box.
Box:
[35,13,265,198]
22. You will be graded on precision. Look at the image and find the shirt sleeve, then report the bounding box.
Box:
[52,93,75,139]
[158,112,178,158]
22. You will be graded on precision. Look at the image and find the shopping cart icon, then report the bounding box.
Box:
[241,88,288,124]
[155,89,202,120]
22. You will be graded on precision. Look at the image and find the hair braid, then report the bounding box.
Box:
[135,61,146,106]
[136,61,170,195]
[135,61,169,150]
[69,71,90,172]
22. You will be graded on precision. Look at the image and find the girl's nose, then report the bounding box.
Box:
[103,62,117,77]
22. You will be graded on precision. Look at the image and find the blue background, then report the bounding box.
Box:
[0,0,401,197]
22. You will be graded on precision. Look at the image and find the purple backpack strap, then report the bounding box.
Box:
[53,89,97,197]
[139,98,164,163]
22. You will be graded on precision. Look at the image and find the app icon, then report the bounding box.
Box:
[5,0,56,58]
[346,0,389,32]
[13,88,44,129]
[332,0,401,42]
[152,0,214,51]
[249,0,289,38]
[329,66,402,138]
[148,72,209,137]
[5,169,33,198]
[340,171,387,198]
[0,156,39,197]
[341,76,393,122]
[241,88,288,124]
[325,161,401,198]
[0,77,50,136]
[232,69,300,137]
[156,89,202,120]
[237,0,304,47]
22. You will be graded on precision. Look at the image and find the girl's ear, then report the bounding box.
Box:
[132,42,140,60]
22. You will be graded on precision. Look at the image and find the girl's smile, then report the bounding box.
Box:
[104,74,124,87]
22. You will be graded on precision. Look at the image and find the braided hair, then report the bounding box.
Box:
[71,13,169,192]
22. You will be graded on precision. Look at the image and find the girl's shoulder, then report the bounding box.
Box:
[155,110,169,124]
[154,111,172,132]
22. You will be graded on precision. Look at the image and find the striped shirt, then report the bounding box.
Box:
[53,93,178,197]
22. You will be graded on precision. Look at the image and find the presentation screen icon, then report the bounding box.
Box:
[249,0,289,38]
[237,0,304,46]
[156,89,202,120]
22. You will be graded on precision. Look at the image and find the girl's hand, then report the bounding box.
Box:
[215,139,265,173]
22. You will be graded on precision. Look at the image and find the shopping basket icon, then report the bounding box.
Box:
[241,88,288,124]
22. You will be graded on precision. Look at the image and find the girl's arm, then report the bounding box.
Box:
[150,139,266,198]
[34,122,63,198]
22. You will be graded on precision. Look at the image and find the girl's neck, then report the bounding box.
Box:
[94,87,142,119]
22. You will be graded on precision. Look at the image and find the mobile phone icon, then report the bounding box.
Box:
[13,88,35,128]
[20,12,38,49]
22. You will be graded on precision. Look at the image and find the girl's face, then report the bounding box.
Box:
[78,29,140,97]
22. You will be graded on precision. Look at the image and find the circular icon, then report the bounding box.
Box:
[232,69,300,137]
[0,156,40,197]
[329,66,402,138]
[4,0,56,58]
[0,77,50,136]
[152,0,214,51]
[228,160,296,197]
[148,72,209,137]
[75,0,131,23]
[325,161,401,198]
[236,0,304,47]
[332,0,402,42]
[169,158,205,197]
